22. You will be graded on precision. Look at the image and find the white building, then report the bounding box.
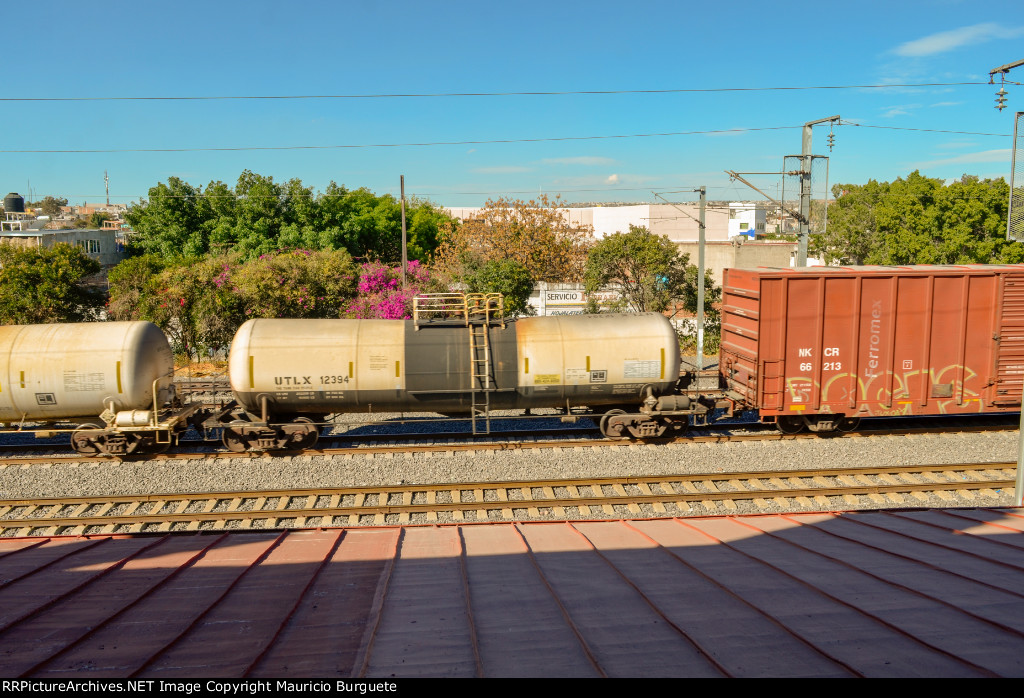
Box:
[727,202,767,238]
[446,203,769,242]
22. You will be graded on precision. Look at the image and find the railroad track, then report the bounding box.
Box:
[0,462,1015,536]
[0,419,1017,467]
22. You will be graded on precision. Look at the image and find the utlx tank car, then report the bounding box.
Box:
[219,294,692,451]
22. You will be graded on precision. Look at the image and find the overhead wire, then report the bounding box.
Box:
[0,82,991,102]
[5,81,1010,201]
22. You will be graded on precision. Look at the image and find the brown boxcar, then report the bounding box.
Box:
[719,265,1024,432]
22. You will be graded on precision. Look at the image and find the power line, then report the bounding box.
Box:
[0,126,801,154]
[0,82,990,102]
[5,121,1009,157]
[841,121,1011,137]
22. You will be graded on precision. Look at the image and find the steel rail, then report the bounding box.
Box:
[0,463,1014,534]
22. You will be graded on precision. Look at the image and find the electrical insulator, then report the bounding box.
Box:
[827,132,836,151]
[996,87,1008,111]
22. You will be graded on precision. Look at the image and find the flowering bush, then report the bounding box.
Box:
[347,260,431,319]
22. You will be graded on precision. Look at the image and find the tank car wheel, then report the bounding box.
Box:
[289,417,319,450]
[147,438,172,454]
[775,416,804,434]
[836,416,861,432]
[600,409,629,439]
[222,423,249,453]
[71,424,102,455]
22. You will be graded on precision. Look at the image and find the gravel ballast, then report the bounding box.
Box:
[0,430,1019,519]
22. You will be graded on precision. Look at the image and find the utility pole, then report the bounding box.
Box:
[798,115,840,266]
[696,186,706,371]
[104,171,110,207]
[653,189,706,370]
[400,175,408,289]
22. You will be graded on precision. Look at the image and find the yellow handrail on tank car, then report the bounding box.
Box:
[412,293,505,328]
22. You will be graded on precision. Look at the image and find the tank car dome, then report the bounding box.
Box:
[3,193,25,213]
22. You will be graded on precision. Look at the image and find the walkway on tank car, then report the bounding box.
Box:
[1,508,1024,677]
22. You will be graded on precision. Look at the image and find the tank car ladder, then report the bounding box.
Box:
[465,293,504,435]
[468,322,493,434]
[411,292,504,435]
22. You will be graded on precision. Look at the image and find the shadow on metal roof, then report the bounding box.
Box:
[1,507,1023,678]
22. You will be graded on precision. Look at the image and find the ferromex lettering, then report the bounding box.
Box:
[865,299,883,378]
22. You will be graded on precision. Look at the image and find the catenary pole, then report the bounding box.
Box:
[798,115,840,266]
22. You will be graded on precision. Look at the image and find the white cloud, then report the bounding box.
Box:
[606,174,619,184]
[912,149,1012,168]
[894,23,1024,57]
[541,156,616,166]
[881,104,920,118]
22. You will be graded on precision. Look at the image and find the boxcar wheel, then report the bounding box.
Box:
[775,416,804,434]
[836,416,861,432]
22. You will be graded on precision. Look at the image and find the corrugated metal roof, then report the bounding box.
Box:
[1,507,1023,678]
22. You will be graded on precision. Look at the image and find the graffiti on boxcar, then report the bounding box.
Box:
[783,362,986,415]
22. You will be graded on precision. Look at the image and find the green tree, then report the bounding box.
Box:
[810,180,887,264]
[123,172,454,263]
[87,211,112,228]
[106,254,167,323]
[432,195,594,283]
[124,177,209,258]
[232,249,359,319]
[0,243,103,324]
[583,225,720,351]
[107,248,362,359]
[35,196,68,218]
[811,172,1012,265]
[467,259,535,317]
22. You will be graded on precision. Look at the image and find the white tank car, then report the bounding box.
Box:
[0,321,174,423]
[227,313,682,416]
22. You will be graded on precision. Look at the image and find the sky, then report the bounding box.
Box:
[2,0,1023,208]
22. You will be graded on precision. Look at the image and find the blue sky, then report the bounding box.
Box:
[2,0,1022,207]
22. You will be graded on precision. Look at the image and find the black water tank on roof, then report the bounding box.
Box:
[3,193,25,213]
